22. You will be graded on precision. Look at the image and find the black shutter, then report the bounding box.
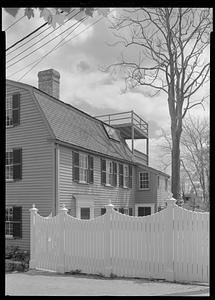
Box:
[129,208,132,216]
[13,207,22,238]
[119,208,124,214]
[101,159,106,185]
[113,162,117,187]
[73,151,79,182]
[128,165,132,188]
[12,94,20,126]
[88,155,94,184]
[119,164,123,187]
[101,208,106,215]
[13,148,22,180]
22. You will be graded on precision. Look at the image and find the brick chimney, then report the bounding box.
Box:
[38,69,60,99]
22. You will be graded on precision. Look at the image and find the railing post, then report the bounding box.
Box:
[57,204,68,273]
[164,197,176,281]
[29,204,38,269]
[104,202,114,277]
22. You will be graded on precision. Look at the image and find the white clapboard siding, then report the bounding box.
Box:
[30,200,209,283]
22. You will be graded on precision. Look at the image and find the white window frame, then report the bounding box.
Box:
[135,204,155,216]
[123,164,129,188]
[105,160,114,186]
[5,207,13,238]
[139,172,149,190]
[6,150,13,181]
[79,153,88,183]
[6,96,13,127]
[75,196,94,219]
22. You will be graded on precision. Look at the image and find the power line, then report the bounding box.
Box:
[17,16,88,81]
[6,10,75,56]
[4,15,26,31]
[8,16,87,80]
[6,10,78,64]
[8,15,103,81]
[6,22,48,52]
[6,11,83,70]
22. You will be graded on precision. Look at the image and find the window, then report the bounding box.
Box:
[118,207,133,215]
[138,207,151,216]
[79,153,88,183]
[80,207,90,219]
[5,206,22,238]
[165,178,168,191]
[101,159,117,186]
[6,94,20,127]
[103,124,120,142]
[73,151,93,184]
[157,176,160,188]
[119,164,132,188]
[139,172,149,189]
[6,148,22,181]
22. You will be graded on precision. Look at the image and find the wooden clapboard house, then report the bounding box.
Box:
[6,69,170,250]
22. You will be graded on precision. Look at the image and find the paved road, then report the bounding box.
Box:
[5,270,209,296]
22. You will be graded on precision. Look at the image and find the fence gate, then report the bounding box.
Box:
[29,198,209,283]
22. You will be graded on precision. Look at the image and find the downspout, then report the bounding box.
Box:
[54,143,59,216]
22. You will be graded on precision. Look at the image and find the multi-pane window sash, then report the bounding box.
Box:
[5,206,22,238]
[139,172,149,189]
[6,94,20,127]
[73,151,93,183]
[6,148,22,181]
[119,164,132,188]
[101,159,117,186]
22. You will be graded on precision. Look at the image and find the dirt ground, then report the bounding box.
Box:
[5,270,209,296]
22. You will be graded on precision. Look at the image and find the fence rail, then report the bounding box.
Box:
[29,198,209,283]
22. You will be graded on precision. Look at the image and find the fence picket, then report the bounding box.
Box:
[29,200,209,283]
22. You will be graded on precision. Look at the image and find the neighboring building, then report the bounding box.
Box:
[6,69,170,250]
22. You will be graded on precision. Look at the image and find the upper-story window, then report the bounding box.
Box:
[101,159,117,186]
[139,172,149,189]
[119,164,132,188]
[6,94,20,127]
[73,151,93,184]
[6,148,22,181]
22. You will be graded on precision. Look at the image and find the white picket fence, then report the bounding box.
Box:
[29,198,209,283]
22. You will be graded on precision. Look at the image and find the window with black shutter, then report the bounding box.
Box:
[129,208,133,216]
[88,155,94,183]
[119,164,123,187]
[12,94,20,126]
[13,148,22,180]
[101,158,106,185]
[113,162,117,186]
[73,151,79,182]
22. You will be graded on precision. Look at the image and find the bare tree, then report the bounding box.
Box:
[181,115,209,210]
[106,8,211,201]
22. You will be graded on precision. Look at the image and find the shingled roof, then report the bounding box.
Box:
[33,89,134,163]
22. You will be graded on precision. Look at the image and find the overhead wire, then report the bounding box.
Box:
[6,10,79,64]
[6,10,83,70]
[4,14,26,32]
[6,22,48,52]
[9,15,87,80]
[7,15,104,81]
[6,9,75,56]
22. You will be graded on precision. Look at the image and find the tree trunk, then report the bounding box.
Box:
[171,128,182,200]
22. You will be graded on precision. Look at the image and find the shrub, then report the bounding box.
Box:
[5,246,30,271]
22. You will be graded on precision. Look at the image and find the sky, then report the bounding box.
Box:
[3,8,210,174]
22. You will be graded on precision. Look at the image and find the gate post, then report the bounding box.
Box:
[164,197,176,281]
[29,204,38,269]
[57,204,68,274]
[104,202,114,277]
